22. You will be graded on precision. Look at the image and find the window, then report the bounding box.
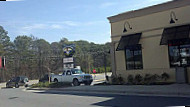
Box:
[125,45,143,70]
[66,70,71,75]
[168,39,190,67]
[15,77,20,82]
[63,71,66,75]
[72,69,83,74]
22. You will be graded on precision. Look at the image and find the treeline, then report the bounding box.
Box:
[0,26,111,82]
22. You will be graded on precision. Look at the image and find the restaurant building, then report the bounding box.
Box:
[108,0,190,83]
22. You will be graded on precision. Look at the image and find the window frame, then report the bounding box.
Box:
[168,39,190,68]
[125,45,143,70]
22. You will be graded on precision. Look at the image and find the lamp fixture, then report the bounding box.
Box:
[170,11,178,24]
[123,21,132,33]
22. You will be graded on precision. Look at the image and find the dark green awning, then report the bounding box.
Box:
[160,24,190,45]
[116,33,142,51]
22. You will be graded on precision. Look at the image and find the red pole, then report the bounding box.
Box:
[0,57,2,69]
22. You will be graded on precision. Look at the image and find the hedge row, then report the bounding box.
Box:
[111,72,170,85]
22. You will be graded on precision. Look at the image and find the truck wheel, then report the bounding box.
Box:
[54,79,58,83]
[25,84,28,88]
[84,82,91,86]
[73,79,80,86]
[15,83,19,88]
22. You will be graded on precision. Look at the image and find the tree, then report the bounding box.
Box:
[0,27,111,81]
[59,38,69,45]
[0,26,11,56]
[50,42,63,73]
[13,36,33,78]
[35,39,50,55]
[0,26,13,82]
[33,39,51,78]
[50,42,60,56]
[14,35,33,56]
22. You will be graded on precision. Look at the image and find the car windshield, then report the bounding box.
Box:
[10,77,16,82]
[10,77,20,82]
[72,69,83,74]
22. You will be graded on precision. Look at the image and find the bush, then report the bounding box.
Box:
[31,82,49,88]
[152,74,161,81]
[127,75,134,84]
[118,75,124,85]
[161,72,169,81]
[110,75,125,85]
[111,76,119,85]
[31,82,71,88]
[134,74,143,84]
[49,82,71,88]
[143,74,161,85]
[110,73,170,85]
[144,74,152,84]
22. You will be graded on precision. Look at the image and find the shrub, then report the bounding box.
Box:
[144,74,152,84]
[161,72,169,81]
[110,75,125,85]
[152,74,161,81]
[118,75,124,85]
[127,75,134,84]
[111,76,119,85]
[49,82,71,88]
[31,82,71,88]
[134,74,143,84]
[143,74,161,85]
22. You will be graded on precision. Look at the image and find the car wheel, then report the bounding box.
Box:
[73,79,80,86]
[15,83,19,88]
[6,84,10,88]
[54,79,58,83]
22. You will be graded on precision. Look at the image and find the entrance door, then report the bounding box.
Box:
[175,67,187,83]
[168,40,190,67]
[65,70,72,82]
[168,39,190,83]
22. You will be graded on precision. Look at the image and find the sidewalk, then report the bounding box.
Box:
[0,82,6,89]
[27,83,190,97]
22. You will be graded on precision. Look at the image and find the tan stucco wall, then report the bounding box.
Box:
[109,4,190,83]
[111,5,190,37]
[114,29,170,71]
[114,43,126,71]
[113,30,176,82]
[141,30,170,69]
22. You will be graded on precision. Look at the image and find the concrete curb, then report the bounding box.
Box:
[93,79,105,82]
[26,87,190,98]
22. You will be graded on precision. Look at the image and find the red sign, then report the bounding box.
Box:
[93,69,96,73]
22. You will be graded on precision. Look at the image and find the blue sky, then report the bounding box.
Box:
[0,0,171,44]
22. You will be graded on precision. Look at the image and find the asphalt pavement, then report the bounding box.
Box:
[1,87,190,107]
[1,72,190,107]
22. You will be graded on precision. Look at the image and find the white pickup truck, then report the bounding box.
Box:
[51,68,93,86]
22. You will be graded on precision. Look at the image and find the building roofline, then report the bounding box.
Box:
[107,0,190,23]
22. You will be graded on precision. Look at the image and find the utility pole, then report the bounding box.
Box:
[104,52,107,78]
[2,68,4,82]
[88,54,91,74]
